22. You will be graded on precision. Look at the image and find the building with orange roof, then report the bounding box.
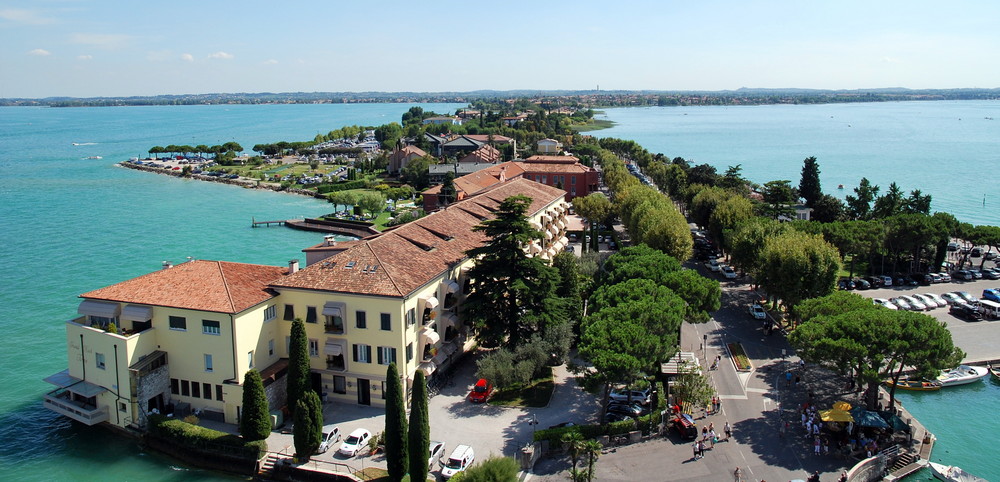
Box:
[45,177,572,428]
[387,145,428,174]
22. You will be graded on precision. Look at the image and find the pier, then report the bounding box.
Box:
[251,217,379,239]
[251,217,286,227]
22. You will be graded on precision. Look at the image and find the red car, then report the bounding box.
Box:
[468,378,493,403]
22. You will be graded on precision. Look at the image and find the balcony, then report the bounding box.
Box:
[324,323,345,335]
[43,387,109,425]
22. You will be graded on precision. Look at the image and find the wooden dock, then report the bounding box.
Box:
[251,217,380,238]
[251,217,286,227]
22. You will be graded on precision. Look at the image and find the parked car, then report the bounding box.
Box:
[705,259,722,272]
[983,269,1000,280]
[899,295,927,311]
[838,278,855,290]
[941,292,964,306]
[607,402,645,417]
[950,302,984,321]
[853,278,871,290]
[441,445,475,480]
[468,378,494,403]
[338,428,372,457]
[428,441,446,470]
[316,425,342,454]
[927,273,943,283]
[969,269,984,280]
[938,272,952,283]
[878,275,893,287]
[722,266,737,279]
[604,412,633,423]
[911,294,942,309]
[922,293,948,308]
[909,273,933,286]
[983,289,1000,303]
[890,297,913,311]
[609,388,651,405]
[748,304,767,320]
[947,241,959,251]
[873,298,898,310]
[971,247,983,257]
[863,276,883,288]
[953,270,974,281]
[955,291,979,304]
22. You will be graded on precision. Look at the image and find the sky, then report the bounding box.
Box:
[2,0,999,98]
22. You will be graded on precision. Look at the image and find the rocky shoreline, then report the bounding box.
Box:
[118,161,327,199]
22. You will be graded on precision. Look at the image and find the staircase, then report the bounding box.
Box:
[885,452,928,481]
[258,452,282,479]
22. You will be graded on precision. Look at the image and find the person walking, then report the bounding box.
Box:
[786,371,792,387]
[734,466,743,482]
[693,442,699,460]
[725,421,732,441]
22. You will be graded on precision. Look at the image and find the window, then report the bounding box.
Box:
[248,350,254,369]
[333,375,347,394]
[204,354,213,372]
[309,339,319,357]
[406,342,414,362]
[181,380,190,396]
[353,344,372,364]
[202,319,221,335]
[95,353,106,369]
[570,175,576,185]
[380,313,391,331]
[406,308,416,326]
[191,382,201,399]
[119,401,128,412]
[216,385,224,401]
[268,339,274,356]
[541,175,547,184]
[327,353,346,371]
[169,316,187,331]
[264,305,276,322]
[377,346,397,365]
[283,304,295,321]
[170,378,179,395]
[381,381,387,400]
[306,306,318,324]
[355,310,367,329]
[203,383,212,400]
[325,313,344,333]
[285,336,291,354]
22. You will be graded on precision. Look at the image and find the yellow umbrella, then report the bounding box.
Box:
[819,409,854,422]
[832,401,852,411]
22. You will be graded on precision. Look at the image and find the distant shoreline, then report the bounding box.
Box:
[118,161,327,199]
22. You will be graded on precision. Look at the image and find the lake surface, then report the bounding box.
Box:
[0,100,996,480]
[595,101,1000,226]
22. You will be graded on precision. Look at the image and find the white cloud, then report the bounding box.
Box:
[28,48,51,56]
[181,53,194,62]
[0,8,55,25]
[77,54,93,60]
[71,33,131,49]
[208,51,234,60]
[263,59,278,65]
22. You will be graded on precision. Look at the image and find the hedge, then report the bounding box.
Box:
[317,180,367,194]
[147,414,266,458]
[532,412,660,447]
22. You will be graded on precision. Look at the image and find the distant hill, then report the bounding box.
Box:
[2,88,997,107]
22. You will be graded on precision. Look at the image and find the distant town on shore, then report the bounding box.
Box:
[3,87,999,108]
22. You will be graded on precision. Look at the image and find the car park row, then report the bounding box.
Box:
[873,288,1000,322]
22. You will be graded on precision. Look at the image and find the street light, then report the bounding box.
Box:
[528,414,539,437]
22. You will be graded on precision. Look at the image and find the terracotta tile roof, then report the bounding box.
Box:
[463,134,514,144]
[390,145,427,163]
[272,177,566,298]
[524,155,579,163]
[81,260,287,313]
[458,144,501,164]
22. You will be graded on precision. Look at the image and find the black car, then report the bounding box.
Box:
[853,278,871,290]
[604,412,633,423]
[607,402,645,417]
[909,273,933,286]
[838,278,855,290]
[950,302,983,321]
[863,276,884,288]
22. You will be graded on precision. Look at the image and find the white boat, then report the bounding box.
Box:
[936,365,989,387]
[928,461,987,482]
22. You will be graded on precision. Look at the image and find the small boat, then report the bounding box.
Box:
[936,365,989,387]
[837,184,844,189]
[85,156,103,160]
[885,379,941,391]
[990,364,1000,381]
[928,461,986,482]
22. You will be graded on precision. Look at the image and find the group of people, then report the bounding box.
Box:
[692,421,733,460]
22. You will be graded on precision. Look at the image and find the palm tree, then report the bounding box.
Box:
[582,440,602,482]
[561,432,586,481]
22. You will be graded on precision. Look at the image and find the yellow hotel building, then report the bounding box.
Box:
[44,177,570,430]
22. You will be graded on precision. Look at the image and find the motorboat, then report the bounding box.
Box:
[928,461,986,482]
[990,364,1000,381]
[885,379,941,391]
[936,365,989,387]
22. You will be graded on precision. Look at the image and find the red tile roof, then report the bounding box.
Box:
[81,260,288,313]
[273,177,566,298]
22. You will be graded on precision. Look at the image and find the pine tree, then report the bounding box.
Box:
[287,318,311,415]
[799,156,822,208]
[384,363,408,480]
[240,369,271,441]
[408,371,431,482]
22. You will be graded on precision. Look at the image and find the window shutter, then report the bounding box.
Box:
[353,344,358,362]
[365,345,372,363]
[391,348,397,364]
[377,347,384,365]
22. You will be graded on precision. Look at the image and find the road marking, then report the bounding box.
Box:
[746,388,769,393]
[719,394,748,400]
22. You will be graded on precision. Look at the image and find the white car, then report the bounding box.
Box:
[428,441,446,470]
[316,425,341,454]
[721,265,737,279]
[890,297,913,311]
[705,259,722,272]
[873,298,898,310]
[609,388,651,405]
[941,292,964,306]
[748,304,767,319]
[441,444,475,479]
[914,293,944,309]
[899,295,927,311]
[337,428,371,457]
[922,293,948,308]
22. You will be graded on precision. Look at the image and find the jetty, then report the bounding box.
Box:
[252,217,379,238]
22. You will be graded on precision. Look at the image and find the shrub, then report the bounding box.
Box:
[451,455,519,482]
[147,414,266,458]
[240,369,271,441]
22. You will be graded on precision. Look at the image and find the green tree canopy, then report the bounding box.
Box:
[286,319,311,415]
[757,230,841,311]
[239,369,271,441]
[407,371,431,482]
[293,391,323,458]
[383,363,408,480]
[798,156,822,208]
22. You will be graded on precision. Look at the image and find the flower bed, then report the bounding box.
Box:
[726,343,753,371]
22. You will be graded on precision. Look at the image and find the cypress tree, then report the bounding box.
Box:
[408,371,431,482]
[384,363,408,480]
[239,369,271,441]
[293,391,323,458]
[287,318,311,415]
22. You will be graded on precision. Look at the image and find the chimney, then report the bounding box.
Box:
[288,259,299,274]
[162,261,172,269]
[324,235,337,247]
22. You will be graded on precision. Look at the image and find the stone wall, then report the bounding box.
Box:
[264,373,288,413]
[133,363,170,428]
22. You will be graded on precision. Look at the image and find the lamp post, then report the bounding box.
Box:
[529,414,538,437]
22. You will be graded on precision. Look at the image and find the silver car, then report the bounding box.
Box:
[899,295,927,311]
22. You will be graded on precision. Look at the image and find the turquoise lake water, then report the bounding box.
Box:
[0,101,997,480]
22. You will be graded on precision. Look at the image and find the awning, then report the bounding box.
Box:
[44,369,81,388]
[420,327,441,346]
[819,409,854,422]
[833,401,852,411]
[67,380,107,398]
[438,312,458,331]
[441,342,458,356]
[552,241,564,252]
[432,351,448,365]
[422,296,439,311]
[549,224,559,234]
[529,221,543,230]
[78,300,120,319]
[559,236,569,246]
[528,242,542,254]
[419,361,436,376]
[443,280,460,294]
[324,338,345,356]
[544,230,553,240]
[850,407,889,428]
[322,302,343,317]
[121,304,152,322]
[541,214,551,223]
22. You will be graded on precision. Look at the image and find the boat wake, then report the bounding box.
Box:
[72,142,97,146]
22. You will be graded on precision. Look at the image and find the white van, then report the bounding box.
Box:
[979,300,1000,319]
[440,444,474,479]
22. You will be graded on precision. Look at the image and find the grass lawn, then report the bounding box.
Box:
[489,367,554,408]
